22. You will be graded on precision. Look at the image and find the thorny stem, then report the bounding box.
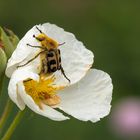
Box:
[0,99,13,135]
[1,110,25,140]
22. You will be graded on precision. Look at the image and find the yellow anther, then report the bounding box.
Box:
[23,76,63,109]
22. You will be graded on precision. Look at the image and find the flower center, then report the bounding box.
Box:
[23,76,63,109]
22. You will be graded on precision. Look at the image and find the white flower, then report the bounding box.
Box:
[6,23,113,122]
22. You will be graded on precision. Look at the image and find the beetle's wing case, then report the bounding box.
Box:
[39,51,48,74]
[57,49,61,70]
[47,50,58,73]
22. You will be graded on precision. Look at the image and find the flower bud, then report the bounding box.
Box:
[0,27,15,58]
[0,46,7,78]
[3,27,19,49]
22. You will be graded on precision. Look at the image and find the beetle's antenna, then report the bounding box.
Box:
[58,42,66,46]
[36,26,42,33]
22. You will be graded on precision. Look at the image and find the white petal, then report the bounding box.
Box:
[42,23,94,86]
[56,69,113,122]
[8,66,39,110]
[5,27,41,78]
[6,23,94,87]
[18,82,69,121]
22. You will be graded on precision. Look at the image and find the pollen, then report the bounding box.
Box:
[23,76,63,109]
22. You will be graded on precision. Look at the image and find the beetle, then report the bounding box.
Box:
[18,26,70,83]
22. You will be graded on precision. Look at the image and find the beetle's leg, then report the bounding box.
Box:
[17,50,46,68]
[60,66,71,83]
[23,78,32,82]
[27,43,46,50]
[58,42,66,46]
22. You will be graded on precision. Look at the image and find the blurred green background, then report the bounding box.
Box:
[0,0,140,140]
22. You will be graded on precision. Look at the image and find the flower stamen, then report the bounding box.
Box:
[23,76,63,109]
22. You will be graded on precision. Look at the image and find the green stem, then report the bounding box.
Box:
[0,99,13,133]
[0,74,5,96]
[1,110,25,140]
